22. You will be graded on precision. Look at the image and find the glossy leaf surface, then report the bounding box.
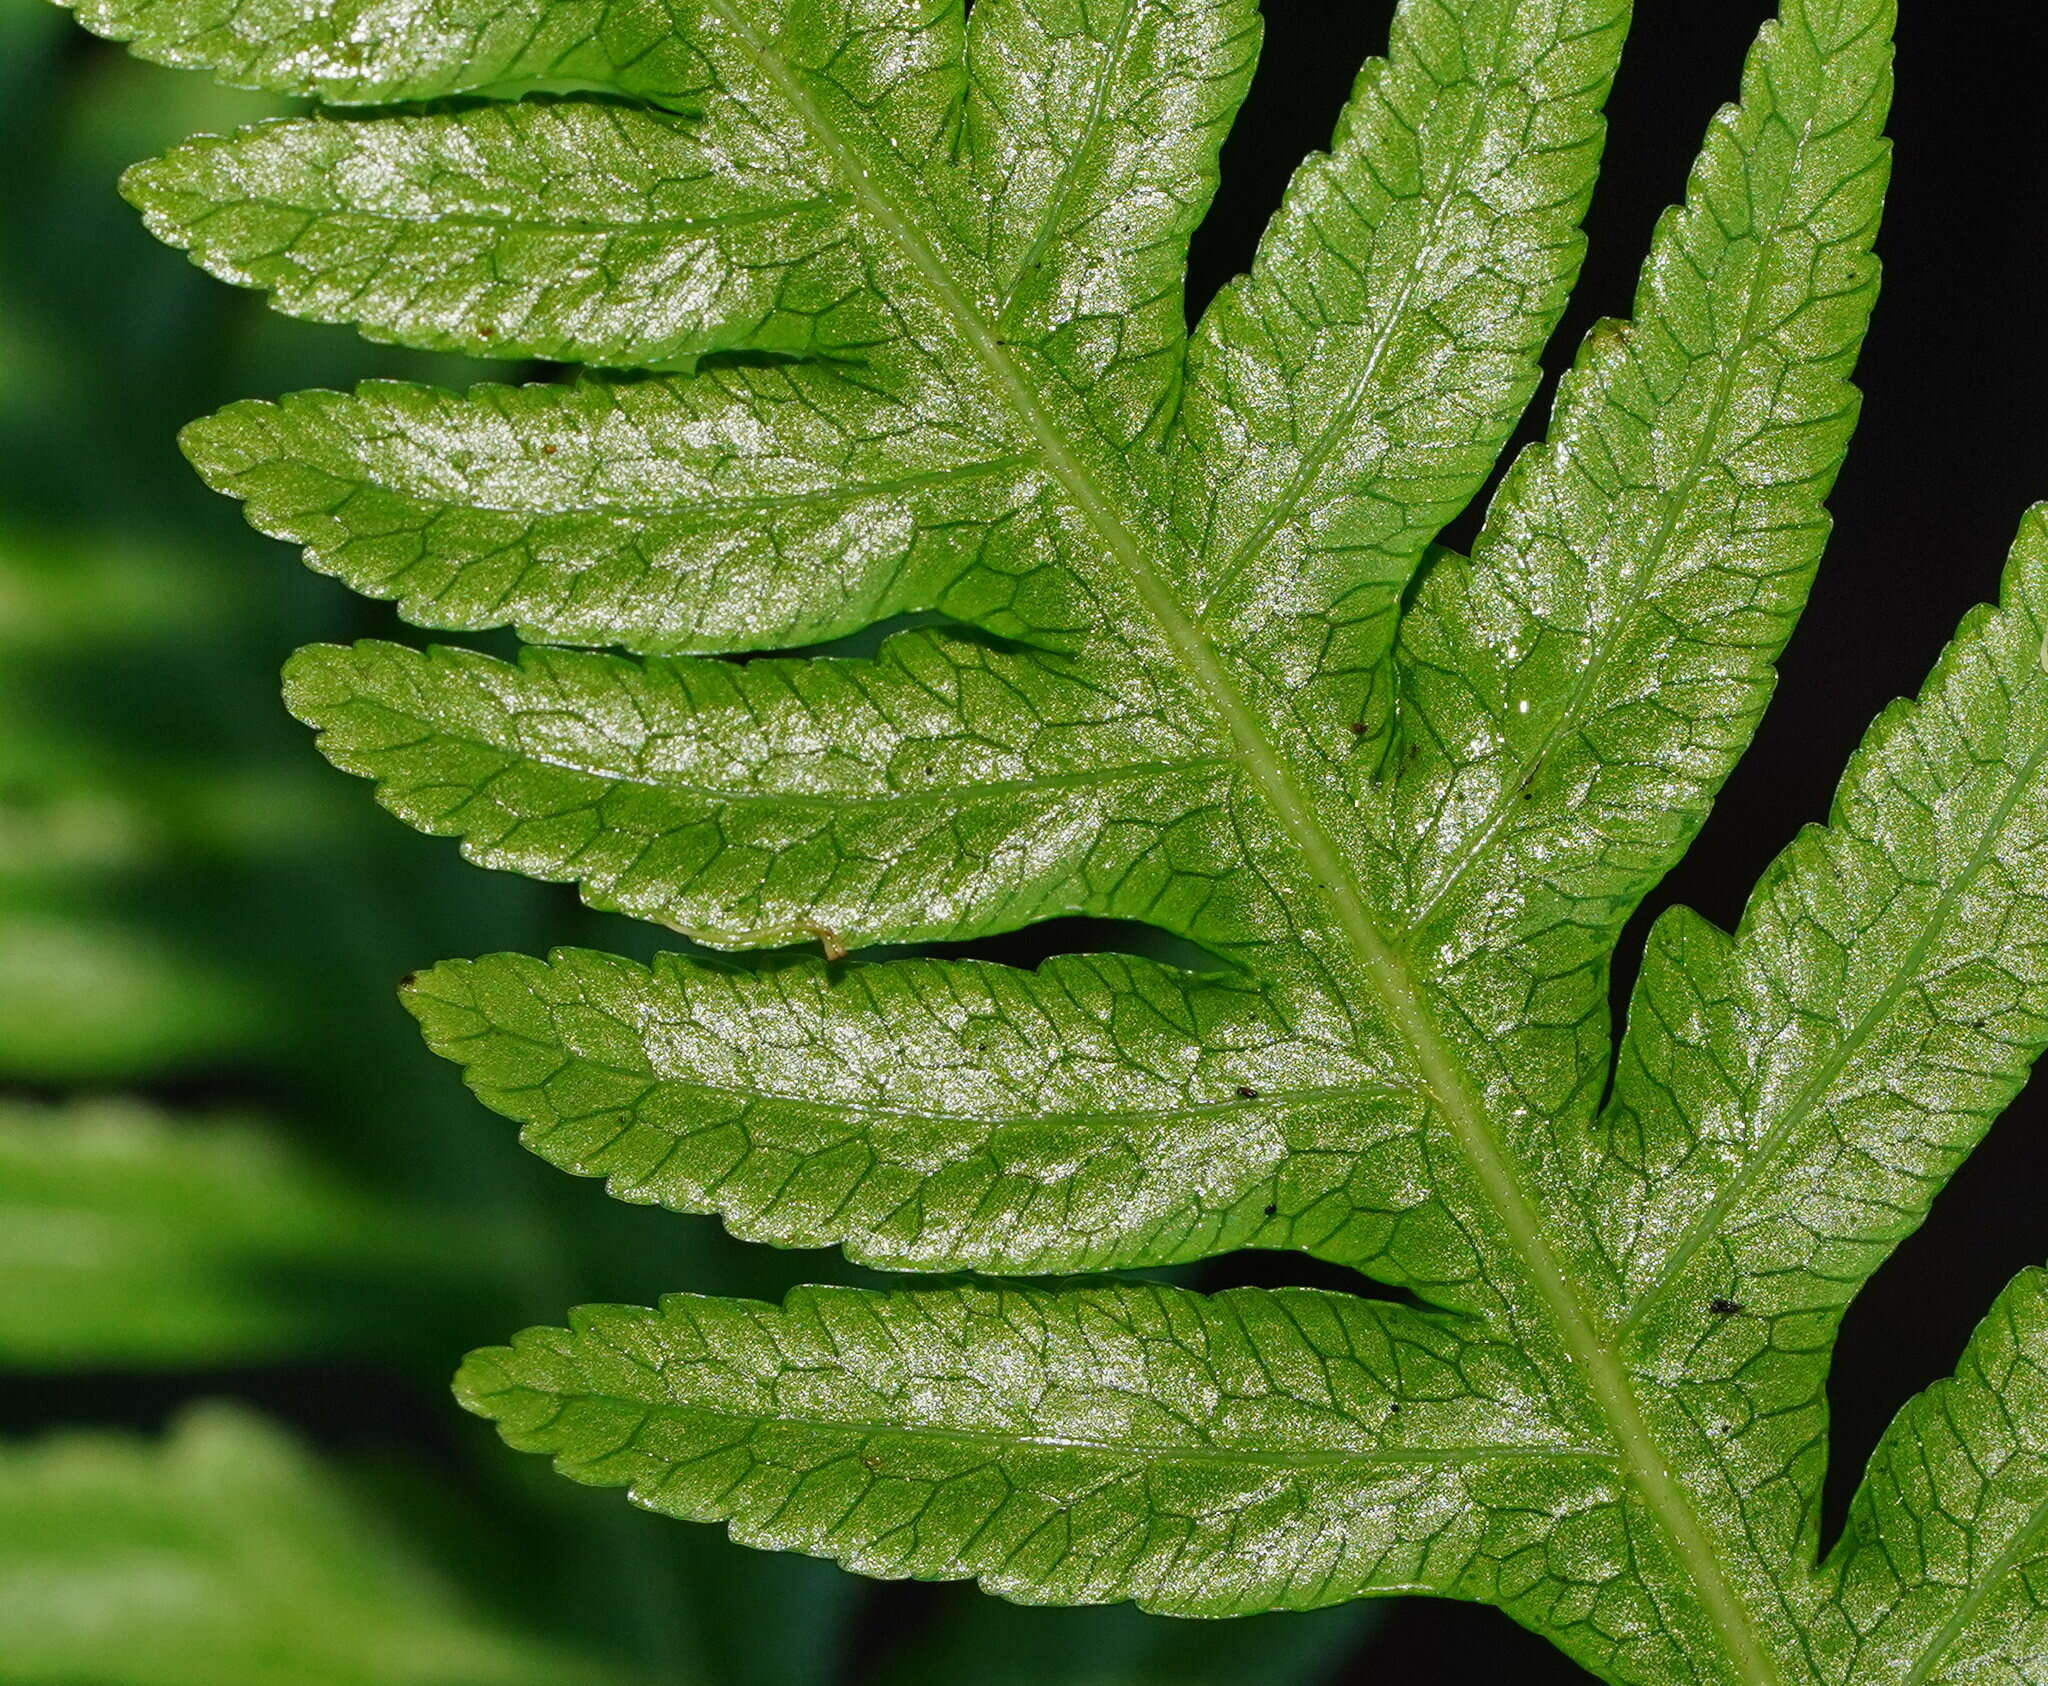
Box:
[61,0,2048,1681]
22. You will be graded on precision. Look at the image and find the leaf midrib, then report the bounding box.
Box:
[411,726,1231,810]
[698,10,1784,1683]
[326,450,1038,523]
[477,1023,1409,1130]
[497,1378,1615,1471]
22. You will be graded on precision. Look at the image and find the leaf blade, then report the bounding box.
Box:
[181,372,1053,655]
[962,0,1261,446]
[124,98,882,365]
[407,947,1413,1273]
[1174,0,1630,738]
[457,1281,1617,1618]
[1825,1266,2048,1683]
[59,0,710,104]
[1614,509,2048,1328]
[283,635,1237,951]
[1390,0,1893,963]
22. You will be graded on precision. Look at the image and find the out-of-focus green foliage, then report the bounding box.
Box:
[0,525,274,1079]
[0,1405,631,1686]
[0,1097,501,1367]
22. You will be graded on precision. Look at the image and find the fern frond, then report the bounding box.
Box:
[63,0,2048,1681]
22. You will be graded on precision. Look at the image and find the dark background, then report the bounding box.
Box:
[6,1,2045,1681]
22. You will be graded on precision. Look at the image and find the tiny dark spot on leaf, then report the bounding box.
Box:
[1236,1084,1260,1099]
[541,443,558,456]
[1348,721,1368,736]
[398,971,419,991]
[1262,1203,1277,1217]
[1709,1297,1744,1317]
[1387,1402,1401,1413]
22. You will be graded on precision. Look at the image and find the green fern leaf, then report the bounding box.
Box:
[127,99,888,365]
[455,1280,1601,1613]
[1826,1265,2048,1680]
[403,943,1373,1271]
[69,0,2048,1679]
[180,372,1042,652]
